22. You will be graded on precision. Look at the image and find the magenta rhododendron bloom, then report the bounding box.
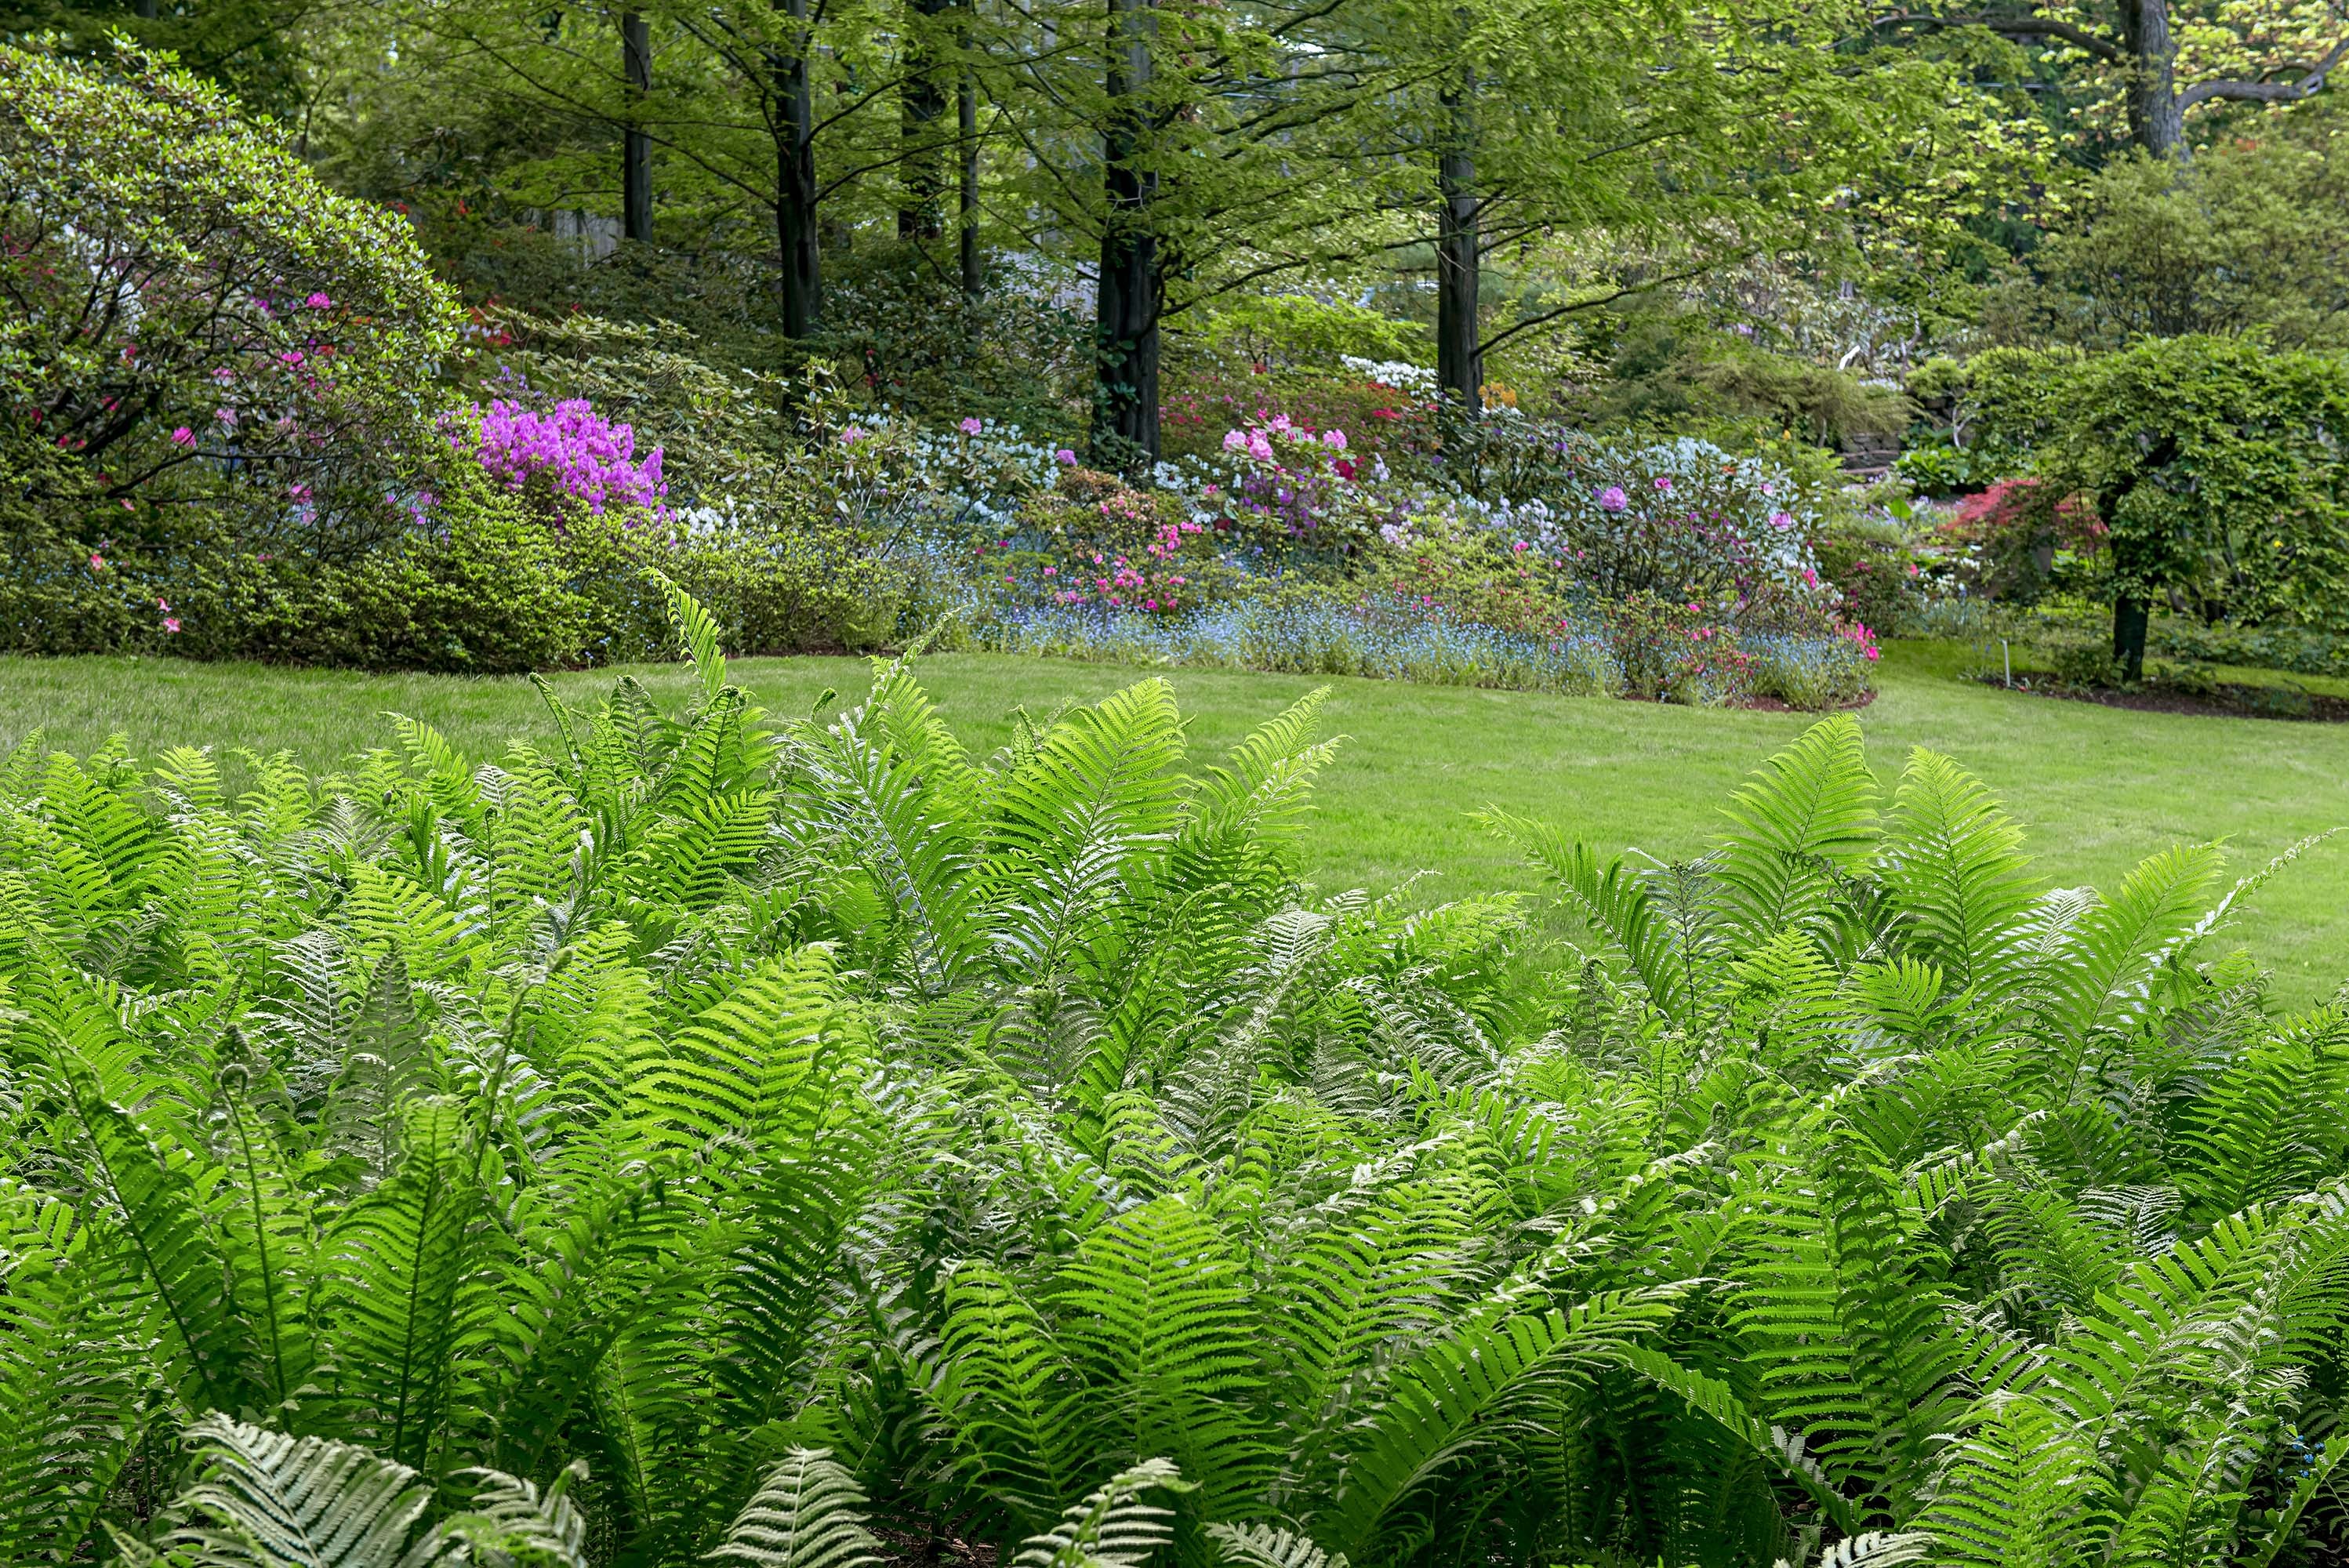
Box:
[1654,476,1672,492]
[1598,485,1628,512]
[306,292,333,309]
[169,426,194,446]
[1055,448,1077,465]
[1321,428,1348,450]
[959,416,983,436]
[1770,510,1794,531]
[470,397,670,516]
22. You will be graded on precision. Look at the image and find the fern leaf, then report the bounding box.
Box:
[707,1449,882,1568]
[1011,1458,1194,1568]
[1204,1523,1345,1568]
[1711,716,1878,949]
[152,1414,441,1568]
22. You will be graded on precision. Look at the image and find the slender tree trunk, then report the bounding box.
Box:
[1093,0,1160,464]
[773,0,821,337]
[1435,84,1482,409]
[2112,593,2149,681]
[959,62,982,299]
[2121,0,2184,156]
[899,0,949,238]
[622,12,654,244]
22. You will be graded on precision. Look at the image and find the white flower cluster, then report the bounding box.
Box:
[1339,355,1440,394]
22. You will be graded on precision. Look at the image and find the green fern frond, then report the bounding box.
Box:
[706,1449,881,1568]
[648,570,731,706]
[1710,716,1879,949]
[1011,1458,1195,1568]
[149,1414,441,1567]
[1205,1523,1345,1568]
[1875,749,2036,996]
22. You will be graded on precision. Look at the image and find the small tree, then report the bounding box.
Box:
[0,40,459,553]
[2037,336,2349,677]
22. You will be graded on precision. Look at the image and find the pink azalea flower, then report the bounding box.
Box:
[306,292,333,310]
[840,426,867,444]
[960,416,983,436]
[89,554,103,571]
[1055,448,1077,465]
[1321,428,1348,451]
[1043,565,1056,576]
[1770,510,1793,531]
[169,426,194,446]
[1654,476,1672,492]
[162,617,181,633]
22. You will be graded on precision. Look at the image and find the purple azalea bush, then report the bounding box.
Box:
[463,397,670,517]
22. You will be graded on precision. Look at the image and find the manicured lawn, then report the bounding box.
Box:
[5,639,2345,1007]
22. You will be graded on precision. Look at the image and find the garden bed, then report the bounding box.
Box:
[1992,675,2349,722]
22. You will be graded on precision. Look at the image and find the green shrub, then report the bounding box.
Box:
[324,490,594,672]
[563,514,909,659]
[2042,630,2124,688]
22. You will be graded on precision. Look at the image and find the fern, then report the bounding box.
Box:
[707,1449,882,1568]
[1011,1459,1194,1568]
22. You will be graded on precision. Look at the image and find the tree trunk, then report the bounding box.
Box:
[773,0,821,337]
[2112,593,2149,681]
[958,64,982,299]
[2121,0,2184,156]
[621,12,654,244]
[1435,85,1481,409]
[899,0,950,238]
[1093,0,1160,464]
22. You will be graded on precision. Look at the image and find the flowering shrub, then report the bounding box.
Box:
[997,467,1233,614]
[463,397,670,517]
[1202,412,1370,543]
[1813,506,1937,632]
[1530,437,1828,616]
[1937,476,2105,601]
[0,42,459,553]
[1599,593,1761,704]
[1160,366,1435,461]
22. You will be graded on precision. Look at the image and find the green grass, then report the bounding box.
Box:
[5,637,2345,1007]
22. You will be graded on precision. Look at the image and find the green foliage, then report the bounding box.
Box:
[1933,339,2349,670]
[0,40,461,553]
[2,584,2347,1566]
[1992,140,2349,351]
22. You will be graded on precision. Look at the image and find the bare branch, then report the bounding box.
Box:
[1872,8,2124,62]
[2178,35,2349,108]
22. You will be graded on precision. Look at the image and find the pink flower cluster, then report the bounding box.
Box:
[467,397,669,517]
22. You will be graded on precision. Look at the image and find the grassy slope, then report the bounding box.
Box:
[5,638,2344,1007]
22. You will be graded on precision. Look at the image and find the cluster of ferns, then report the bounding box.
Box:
[3,584,2345,1568]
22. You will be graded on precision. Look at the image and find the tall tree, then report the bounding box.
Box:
[1388,0,1961,408]
[899,0,952,236]
[1875,0,2349,158]
[621,11,653,242]
[773,0,821,335]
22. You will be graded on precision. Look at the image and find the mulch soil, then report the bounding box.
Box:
[1995,677,2349,723]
